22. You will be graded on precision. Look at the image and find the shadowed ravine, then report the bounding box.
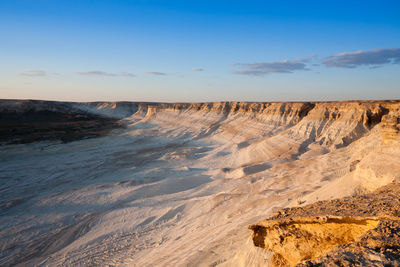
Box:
[0,99,399,266]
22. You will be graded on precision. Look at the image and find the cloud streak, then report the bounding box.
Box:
[19,70,47,77]
[233,59,311,76]
[233,47,400,77]
[76,71,117,77]
[76,71,135,77]
[119,72,135,77]
[323,48,400,68]
[146,72,167,76]
[192,68,204,72]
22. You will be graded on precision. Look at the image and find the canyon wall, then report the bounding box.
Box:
[1,99,400,266]
[79,100,400,146]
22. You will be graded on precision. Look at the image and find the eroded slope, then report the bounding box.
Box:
[0,99,400,266]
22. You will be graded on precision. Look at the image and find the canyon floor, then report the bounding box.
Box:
[0,99,399,266]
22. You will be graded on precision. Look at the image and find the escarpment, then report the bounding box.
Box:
[143,100,398,148]
[1,99,400,266]
[1,99,399,146]
[249,183,400,266]
[0,100,125,144]
[286,102,391,149]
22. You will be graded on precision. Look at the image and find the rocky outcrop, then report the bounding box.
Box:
[249,183,400,266]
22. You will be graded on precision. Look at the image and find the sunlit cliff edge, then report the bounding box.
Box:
[1,99,399,145]
[1,99,400,266]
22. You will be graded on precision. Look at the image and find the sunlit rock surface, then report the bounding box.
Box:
[0,99,399,266]
[250,183,400,266]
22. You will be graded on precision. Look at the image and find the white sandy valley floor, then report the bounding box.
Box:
[1,109,399,266]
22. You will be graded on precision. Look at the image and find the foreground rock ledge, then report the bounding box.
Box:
[249,183,400,266]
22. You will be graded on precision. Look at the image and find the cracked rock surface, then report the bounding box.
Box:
[250,183,400,266]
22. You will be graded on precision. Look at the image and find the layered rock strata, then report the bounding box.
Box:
[381,110,400,145]
[3,99,399,145]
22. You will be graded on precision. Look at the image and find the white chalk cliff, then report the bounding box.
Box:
[0,99,399,266]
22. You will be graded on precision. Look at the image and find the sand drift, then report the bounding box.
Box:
[0,100,399,266]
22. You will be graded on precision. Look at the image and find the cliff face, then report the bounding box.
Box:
[381,109,400,145]
[1,99,399,146]
[0,100,124,144]
[144,101,398,147]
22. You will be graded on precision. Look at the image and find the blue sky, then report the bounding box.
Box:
[1,0,400,102]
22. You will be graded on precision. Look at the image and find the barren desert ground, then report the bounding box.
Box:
[1,99,400,266]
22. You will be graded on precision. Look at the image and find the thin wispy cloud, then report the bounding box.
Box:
[19,70,47,77]
[76,71,117,77]
[233,58,312,76]
[146,72,167,76]
[233,48,400,77]
[292,54,319,63]
[323,47,400,68]
[192,68,204,72]
[119,72,135,77]
[76,71,135,77]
